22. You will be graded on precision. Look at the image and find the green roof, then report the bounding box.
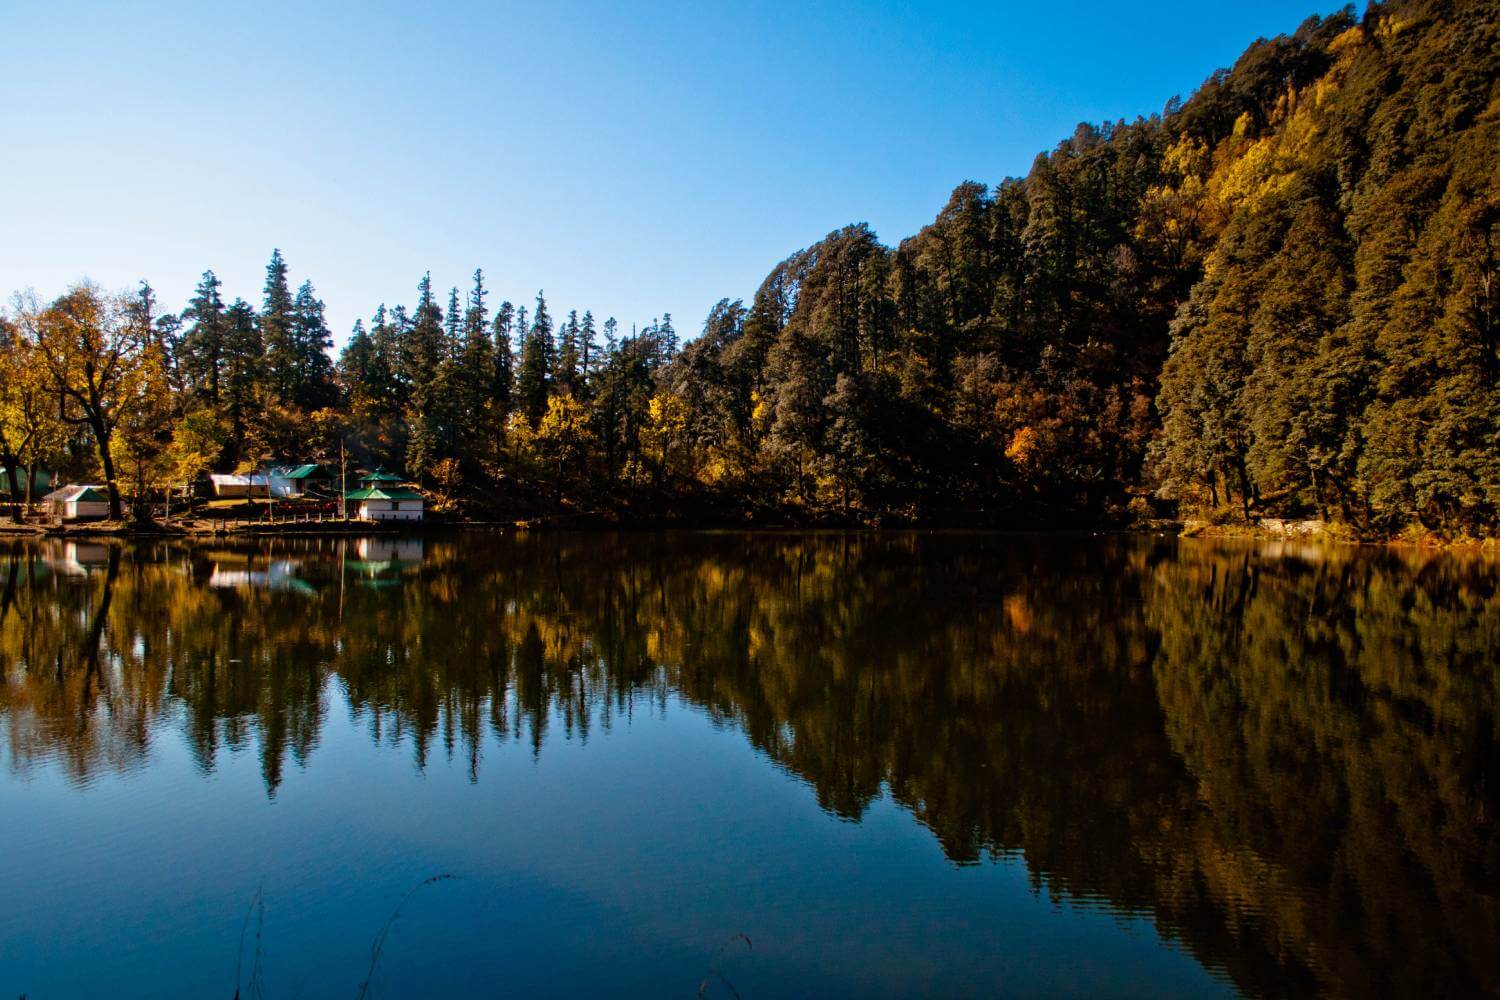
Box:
[346,487,424,502]
[44,486,109,503]
[274,464,327,479]
[359,468,405,483]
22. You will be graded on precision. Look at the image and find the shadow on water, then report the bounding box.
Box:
[0,531,1496,996]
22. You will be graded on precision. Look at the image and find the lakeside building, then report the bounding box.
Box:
[208,473,265,498]
[209,463,334,499]
[344,469,425,522]
[268,464,334,497]
[42,485,110,521]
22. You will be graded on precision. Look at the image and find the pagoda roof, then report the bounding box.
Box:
[346,487,424,502]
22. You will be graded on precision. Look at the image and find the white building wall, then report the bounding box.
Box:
[358,501,423,522]
[67,501,110,520]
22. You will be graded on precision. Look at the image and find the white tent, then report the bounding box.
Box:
[43,485,110,521]
[209,473,271,498]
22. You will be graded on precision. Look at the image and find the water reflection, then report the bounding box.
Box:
[0,532,1495,996]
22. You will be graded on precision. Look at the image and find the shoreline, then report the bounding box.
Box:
[2,514,1495,550]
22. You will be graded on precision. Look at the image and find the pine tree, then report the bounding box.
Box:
[492,300,515,416]
[660,312,678,360]
[291,280,337,409]
[822,372,881,512]
[260,249,297,403]
[556,308,581,394]
[221,298,262,466]
[367,304,401,407]
[531,291,554,374]
[180,270,227,405]
[445,286,463,360]
[516,293,551,426]
[457,270,496,460]
[579,310,598,382]
[404,273,451,478]
[465,269,489,347]
[339,319,378,406]
[603,316,619,357]
[405,273,446,400]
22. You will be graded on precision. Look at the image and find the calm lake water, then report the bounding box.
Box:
[0,532,1495,998]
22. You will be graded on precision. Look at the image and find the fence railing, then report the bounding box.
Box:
[200,511,366,531]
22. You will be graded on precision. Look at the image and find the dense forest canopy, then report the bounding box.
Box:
[2,0,1496,534]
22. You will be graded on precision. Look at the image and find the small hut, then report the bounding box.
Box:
[44,485,110,521]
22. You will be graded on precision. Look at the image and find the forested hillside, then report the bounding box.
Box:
[3,0,1495,534]
[670,0,1498,533]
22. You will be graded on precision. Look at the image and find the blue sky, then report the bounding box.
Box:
[3,1,1334,344]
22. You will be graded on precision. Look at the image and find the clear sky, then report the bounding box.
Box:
[3,0,1336,344]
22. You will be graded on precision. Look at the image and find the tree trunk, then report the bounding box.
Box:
[92,419,122,521]
[1236,457,1253,524]
[0,424,21,521]
[1,458,21,523]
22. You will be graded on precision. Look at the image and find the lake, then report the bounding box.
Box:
[0,532,1495,998]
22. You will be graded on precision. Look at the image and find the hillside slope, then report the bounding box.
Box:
[672,0,1498,534]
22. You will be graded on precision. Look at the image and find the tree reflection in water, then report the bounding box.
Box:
[0,532,1495,996]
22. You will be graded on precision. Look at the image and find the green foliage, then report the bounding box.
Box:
[4,0,1493,532]
[1157,0,1500,535]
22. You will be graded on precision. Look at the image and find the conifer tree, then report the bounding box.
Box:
[404,273,451,478]
[339,319,378,405]
[221,299,262,465]
[367,304,401,407]
[457,270,496,460]
[465,269,489,345]
[516,293,551,426]
[556,308,581,394]
[660,312,678,360]
[260,249,297,403]
[291,280,337,409]
[531,291,554,374]
[180,270,227,405]
[580,310,598,382]
[492,300,515,416]
[405,273,446,398]
[445,286,463,359]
